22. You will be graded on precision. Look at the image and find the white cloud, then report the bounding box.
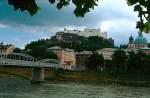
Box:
[100,19,136,32]
[0,23,8,28]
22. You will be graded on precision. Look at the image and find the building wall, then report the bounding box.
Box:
[135,44,148,49]
[128,43,135,49]
[128,43,149,49]
[50,48,76,69]
[143,50,150,55]
[97,48,117,60]
[63,28,107,38]
[0,45,15,54]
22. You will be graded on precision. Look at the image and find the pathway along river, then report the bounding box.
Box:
[0,77,150,98]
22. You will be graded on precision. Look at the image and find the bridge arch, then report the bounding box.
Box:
[38,59,61,68]
[39,59,60,64]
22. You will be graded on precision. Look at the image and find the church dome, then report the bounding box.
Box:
[134,34,148,44]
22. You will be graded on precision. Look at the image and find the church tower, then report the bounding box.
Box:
[128,35,135,49]
[129,35,134,44]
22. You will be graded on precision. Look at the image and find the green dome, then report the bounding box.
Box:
[129,35,134,40]
[134,36,148,44]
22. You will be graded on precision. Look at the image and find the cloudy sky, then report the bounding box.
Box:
[0,0,150,48]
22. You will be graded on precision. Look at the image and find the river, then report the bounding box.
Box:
[0,77,150,98]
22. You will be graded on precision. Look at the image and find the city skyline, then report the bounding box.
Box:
[0,0,150,48]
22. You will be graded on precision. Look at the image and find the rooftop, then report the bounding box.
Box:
[48,46,62,50]
[139,47,150,50]
[134,32,148,44]
[0,43,14,50]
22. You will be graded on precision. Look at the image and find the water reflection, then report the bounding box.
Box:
[0,77,150,98]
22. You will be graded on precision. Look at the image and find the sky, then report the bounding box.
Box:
[0,0,150,48]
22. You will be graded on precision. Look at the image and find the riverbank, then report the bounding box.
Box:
[1,67,150,87]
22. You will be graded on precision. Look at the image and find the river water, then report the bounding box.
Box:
[0,77,150,98]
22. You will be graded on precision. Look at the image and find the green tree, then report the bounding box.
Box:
[127,0,150,33]
[99,54,104,71]
[25,40,58,59]
[120,44,128,49]
[8,0,98,17]
[135,51,147,71]
[80,36,114,51]
[8,0,39,16]
[112,49,127,71]
[26,47,58,60]
[86,52,104,71]
[13,47,22,53]
[127,51,150,72]
[104,60,113,71]
[127,51,136,71]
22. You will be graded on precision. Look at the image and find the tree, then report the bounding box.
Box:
[99,54,104,71]
[112,49,127,71]
[8,0,98,17]
[135,51,147,71]
[127,51,137,71]
[25,40,58,59]
[127,0,150,33]
[26,47,58,60]
[127,51,149,72]
[104,60,113,71]
[6,0,150,33]
[86,52,104,71]
[13,47,22,53]
[8,0,39,16]
[41,50,58,60]
[120,44,128,49]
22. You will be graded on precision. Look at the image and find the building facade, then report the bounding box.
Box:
[127,32,150,55]
[0,42,15,54]
[128,32,148,49]
[48,46,76,70]
[64,28,107,38]
[97,48,117,60]
[138,47,150,55]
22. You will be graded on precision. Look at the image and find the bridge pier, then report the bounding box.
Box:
[31,67,44,84]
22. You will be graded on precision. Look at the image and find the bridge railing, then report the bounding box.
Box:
[0,58,61,68]
[0,53,62,68]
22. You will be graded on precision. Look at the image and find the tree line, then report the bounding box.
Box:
[86,50,150,72]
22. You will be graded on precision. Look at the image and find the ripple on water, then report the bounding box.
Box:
[0,77,150,98]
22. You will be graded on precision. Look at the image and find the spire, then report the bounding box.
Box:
[129,34,134,44]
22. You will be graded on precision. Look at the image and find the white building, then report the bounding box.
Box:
[64,28,107,38]
[97,48,117,60]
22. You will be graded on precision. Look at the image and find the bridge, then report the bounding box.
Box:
[0,53,62,83]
